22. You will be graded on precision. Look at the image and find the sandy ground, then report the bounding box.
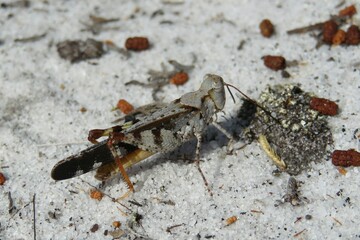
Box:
[1,0,360,239]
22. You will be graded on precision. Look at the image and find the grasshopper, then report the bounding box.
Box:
[51,74,236,195]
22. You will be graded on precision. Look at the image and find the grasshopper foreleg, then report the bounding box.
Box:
[212,122,234,154]
[194,132,213,196]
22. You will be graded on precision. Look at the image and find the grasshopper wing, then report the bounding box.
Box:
[121,100,196,152]
[51,103,166,181]
[51,140,138,180]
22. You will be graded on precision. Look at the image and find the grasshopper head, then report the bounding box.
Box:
[201,74,226,110]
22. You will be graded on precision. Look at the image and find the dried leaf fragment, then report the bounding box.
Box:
[346,25,360,45]
[116,99,134,114]
[225,216,238,226]
[259,134,286,170]
[169,72,189,85]
[90,223,99,233]
[90,189,104,201]
[332,149,360,167]
[322,20,338,44]
[0,172,6,185]
[338,5,357,17]
[263,55,286,71]
[125,37,150,51]
[112,221,121,228]
[259,19,274,38]
[309,97,338,116]
[57,39,104,62]
[332,29,346,45]
[337,166,347,175]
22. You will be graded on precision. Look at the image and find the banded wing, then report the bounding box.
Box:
[51,103,166,181]
[94,101,197,180]
[51,101,194,181]
[51,140,138,180]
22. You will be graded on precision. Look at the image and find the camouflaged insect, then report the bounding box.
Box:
[51,74,232,194]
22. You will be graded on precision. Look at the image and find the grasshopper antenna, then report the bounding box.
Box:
[226,84,237,104]
[225,83,280,123]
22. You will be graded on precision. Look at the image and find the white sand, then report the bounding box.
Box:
[1,1,360,239]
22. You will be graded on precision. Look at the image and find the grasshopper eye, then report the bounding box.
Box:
[213,79,222,89]
[211,75,224,91]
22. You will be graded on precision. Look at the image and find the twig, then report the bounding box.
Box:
[126,58,195,101]
[126,213,151,239]
[128,199,143,207]
[103,41,130,58]
[14,33,47,43]
[168,60,194,71]
[161,0,184,4]
[33,194,36,240]
[258,134,286,170]
[81,15,120,35]
[237,40,246,50]
[6,200,32,229]
[332,217,343,226]
[80,179,132,211]
[287,22,324,34]
[294,216,302,224]
[89,15,119,24]
[166,223,184,233]
[8,192,15,214]
[0,0,29,8]
[335,0,346,8]
[294,229,307,238]
[287,16,347,35]
[250,209,264,214]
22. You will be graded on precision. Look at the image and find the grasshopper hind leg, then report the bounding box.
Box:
[105,132,154,199]
[88,125,125,144]
[88,125,136,196]
[114,156,134,200]
[106,132,135,197]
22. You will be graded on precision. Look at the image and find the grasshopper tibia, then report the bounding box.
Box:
[106,132,135,192]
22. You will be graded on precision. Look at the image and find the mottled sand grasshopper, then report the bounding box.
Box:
[51,74,237,195]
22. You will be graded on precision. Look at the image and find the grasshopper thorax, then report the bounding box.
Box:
[201,74,226,110]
